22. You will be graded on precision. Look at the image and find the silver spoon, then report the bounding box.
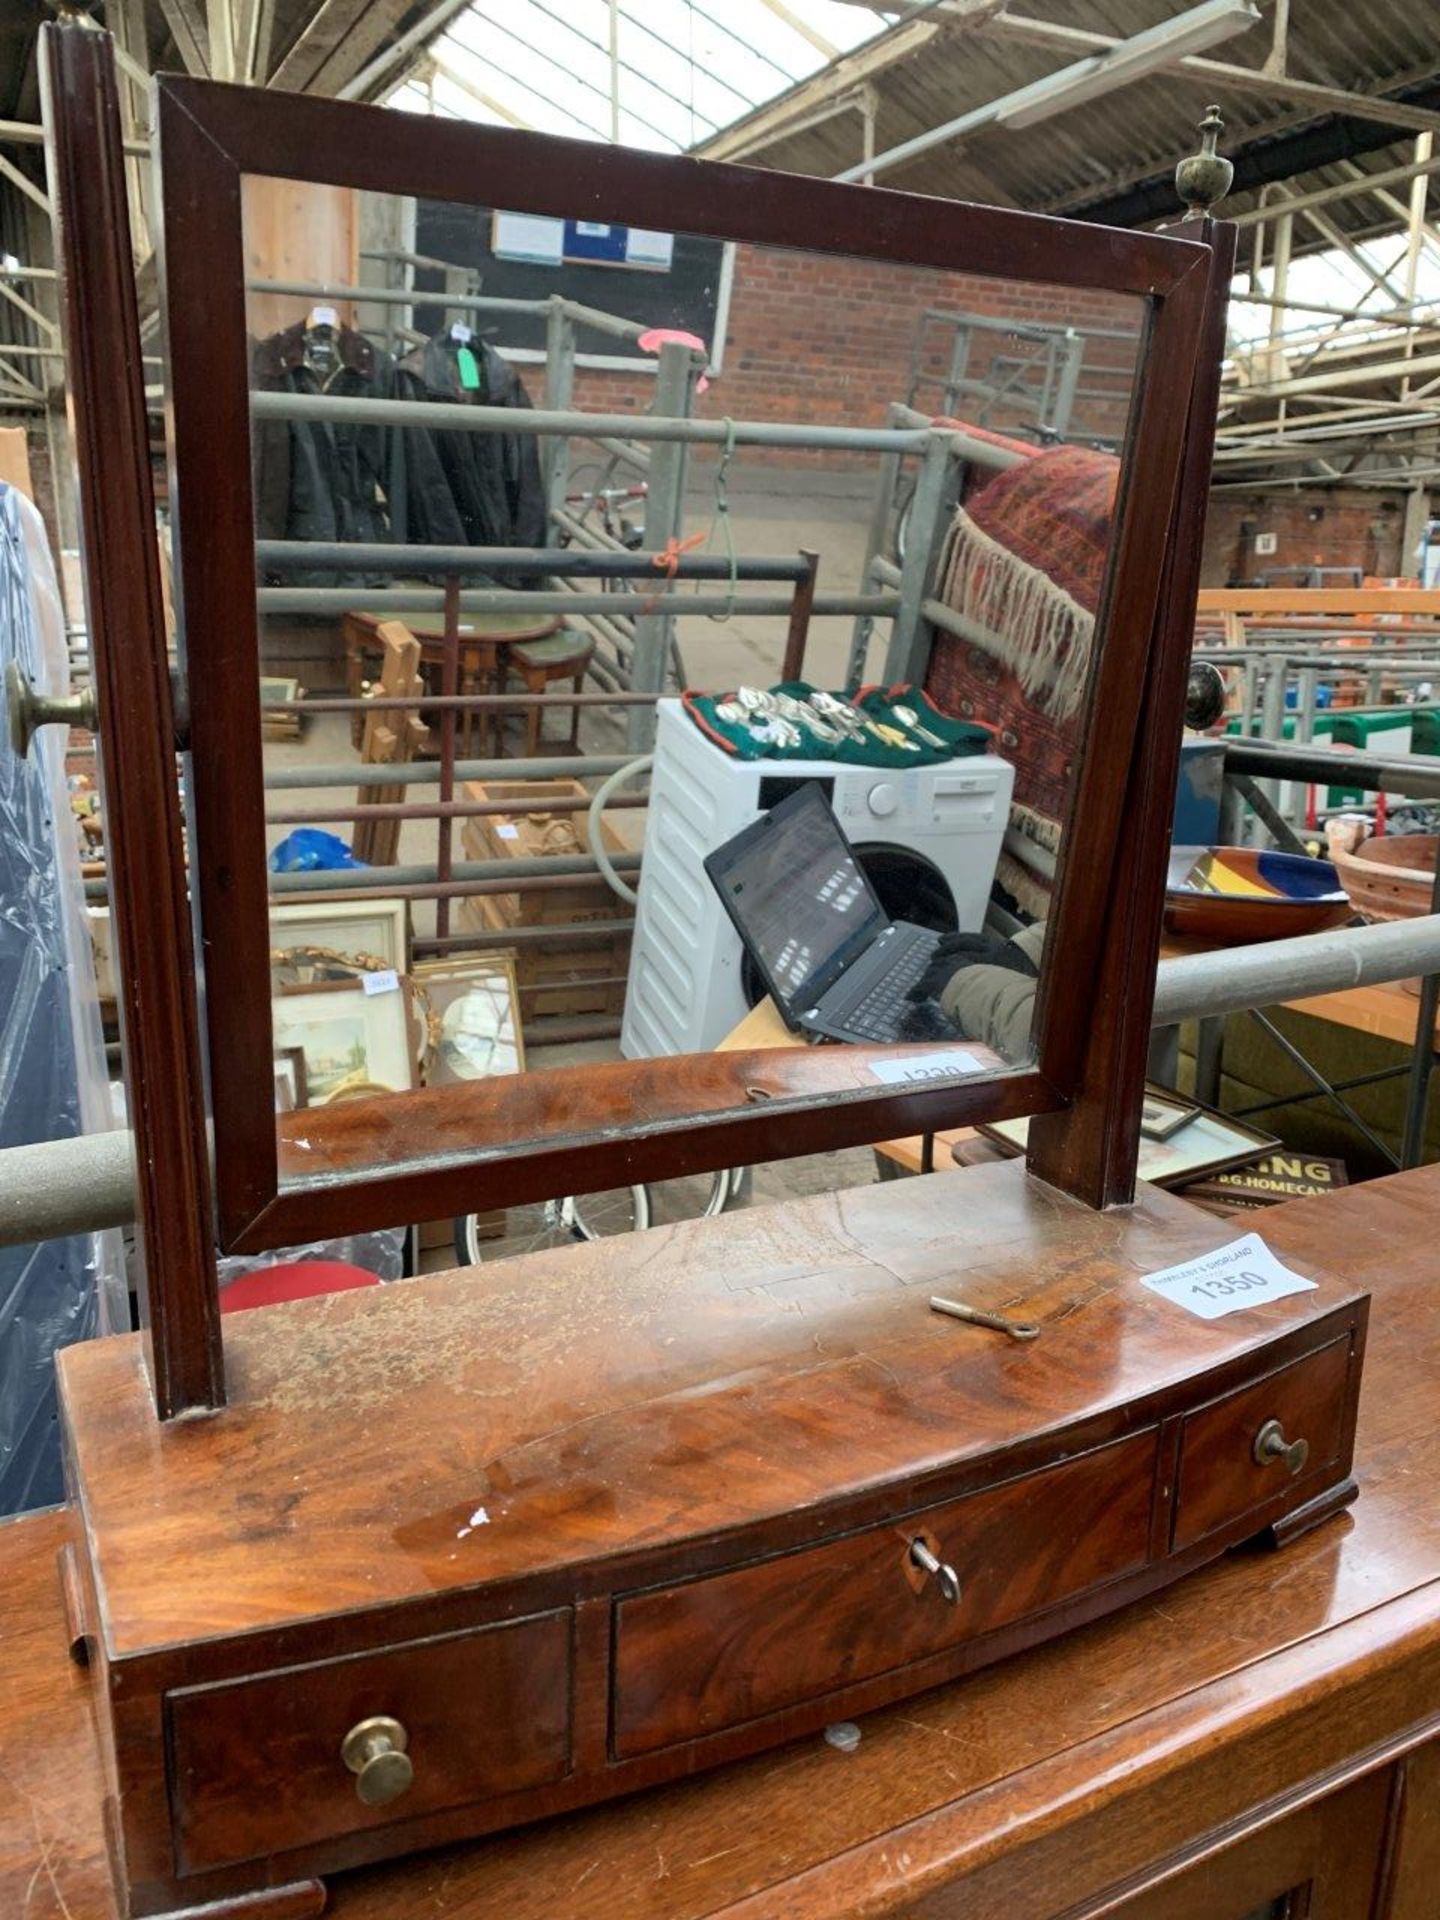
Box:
[893,702,947,749]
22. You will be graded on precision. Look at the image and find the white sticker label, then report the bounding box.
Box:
[1140,1233,1318,1321]
[361,968,399,996]
[494,823,520,840]
[869,1048,983,1085]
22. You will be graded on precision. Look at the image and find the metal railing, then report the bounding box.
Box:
[4,905,1437,1252]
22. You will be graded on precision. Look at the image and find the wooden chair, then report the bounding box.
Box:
[499,626,596,756]
[342,607,573,756]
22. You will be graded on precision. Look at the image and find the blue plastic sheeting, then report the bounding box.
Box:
[0,485,124,1515]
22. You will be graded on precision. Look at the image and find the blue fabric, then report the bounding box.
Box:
[0,488,105,1514]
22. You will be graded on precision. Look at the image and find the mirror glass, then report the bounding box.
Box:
[235,175,1146,1203]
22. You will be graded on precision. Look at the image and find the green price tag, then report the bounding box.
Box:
[456,345,481,391]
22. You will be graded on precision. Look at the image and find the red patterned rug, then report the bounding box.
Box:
[926,441,1120,913]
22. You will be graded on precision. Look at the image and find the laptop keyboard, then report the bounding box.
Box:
[833,933,937,1040]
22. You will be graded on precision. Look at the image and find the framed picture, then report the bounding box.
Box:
[269,899,408,975]
[413,954,524,1087]
[259,675,304,741]
[981,1088,1279,1190]
[272,981,417,1105]
[1140,1091,1200,1142]
[273,1046,308,1113]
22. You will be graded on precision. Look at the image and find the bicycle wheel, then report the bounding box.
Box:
[641,1167,747,1226]
[454,1184,651,1265]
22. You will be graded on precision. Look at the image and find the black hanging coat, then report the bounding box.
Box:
[251,324,467,584]
[394,336,548,553]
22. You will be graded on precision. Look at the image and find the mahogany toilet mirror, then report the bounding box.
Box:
[30,34,1373,1920]
[45,23,1233,1419]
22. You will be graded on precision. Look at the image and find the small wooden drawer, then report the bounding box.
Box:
[168,1610,571,1876]
[1173,1335,1353,1552]
[612,1429,1157,1759]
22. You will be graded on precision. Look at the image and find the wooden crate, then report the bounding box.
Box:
[458,777,631,1019]
[461,890,629,1020]
[461,777,630,929]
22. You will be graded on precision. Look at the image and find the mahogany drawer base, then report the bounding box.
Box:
[54,1164,1369,1919]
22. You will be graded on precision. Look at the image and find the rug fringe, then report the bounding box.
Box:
[938,510,1094,721]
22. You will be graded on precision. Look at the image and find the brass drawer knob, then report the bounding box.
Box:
[1253,1418,1309,1477]
[909,1537,962,1606]
[341,1715,414,1807]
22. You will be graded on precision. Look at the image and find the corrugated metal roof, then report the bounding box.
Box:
[688,2,1439,246]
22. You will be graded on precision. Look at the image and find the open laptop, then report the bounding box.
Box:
[704,781,941,1043]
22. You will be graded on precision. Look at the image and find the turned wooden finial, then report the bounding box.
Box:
[1175,105,1233,218]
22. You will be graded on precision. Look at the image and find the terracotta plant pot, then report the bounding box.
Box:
[1328,833,1438,923]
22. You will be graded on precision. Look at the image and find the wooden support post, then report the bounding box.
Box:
[1026,219,1238,1209]
[39,23,225,1415]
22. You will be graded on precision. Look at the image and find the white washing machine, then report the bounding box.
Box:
[621,699,1014,1058]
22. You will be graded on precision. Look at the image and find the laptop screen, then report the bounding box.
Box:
[704,782,887,1020]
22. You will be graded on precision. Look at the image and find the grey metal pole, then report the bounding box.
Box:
[0,1130,137,1243]
[850,403,905,688]
[1151,914,1440,1025]
[628,338,694,751]
[1294,664,1319,827]
[257,588,896,618]
[249,388,940,453]
[266,752,641,790]
[85,849,645,902]
[256,539,810,581]
[1401,858,1440,1168]
[543,297,576,526]
[1217,773,1246,847]
[1256,654,1290,844]
[10,912,1440,1250]
[1050,330,1085,439]
[884,431,952,684]
[1227,740,1440,800]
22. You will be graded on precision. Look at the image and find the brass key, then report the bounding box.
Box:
[929,1295,1040,1342]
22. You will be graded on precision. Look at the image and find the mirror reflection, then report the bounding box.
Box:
[237,175,1144,1205]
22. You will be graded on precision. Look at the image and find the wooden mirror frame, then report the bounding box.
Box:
[43,25,1231,1418]
[137,92,1233,1278]
[153,79,1223,1255]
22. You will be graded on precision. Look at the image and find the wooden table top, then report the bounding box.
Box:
[7,1164,1440,1918]
[64,1159,1336,1653]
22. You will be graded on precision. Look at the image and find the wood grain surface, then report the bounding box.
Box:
[40,22,226,1416]
[59,1159,1361,1655]
[6,1164,1439,1918]
[611,1428,1157,1758]
[170,1610,572,1874]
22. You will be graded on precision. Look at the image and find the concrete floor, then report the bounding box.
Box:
[263,471,905,1239]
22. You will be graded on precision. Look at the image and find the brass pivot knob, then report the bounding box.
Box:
[6,660,98,761]
[1253,1418,1309,1477]
[341,1715,414,1807]
[909,1537,962,1606]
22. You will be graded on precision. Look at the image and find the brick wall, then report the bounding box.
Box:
[1200,487,1420,586]
[565,242,1141,471]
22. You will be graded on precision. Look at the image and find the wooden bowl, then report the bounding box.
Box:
[1164,845,1352,944]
